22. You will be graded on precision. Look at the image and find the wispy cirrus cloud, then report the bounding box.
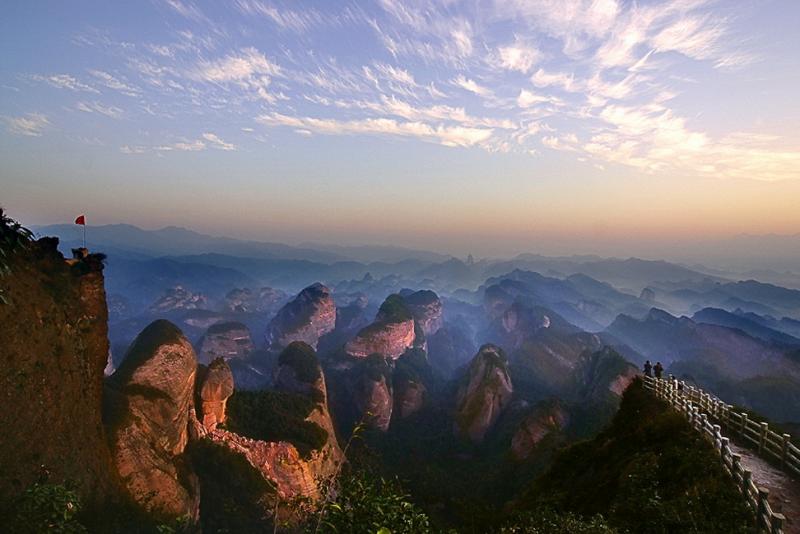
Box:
[5,113,50,136]
[30,74,99,93]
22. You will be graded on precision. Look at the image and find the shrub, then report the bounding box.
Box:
[311,471,432,534]
[226,390,328,458]
[9,483,87,533]
[279,341,322,384]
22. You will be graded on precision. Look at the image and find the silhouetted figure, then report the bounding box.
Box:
[654,361,664,379]
[643,360,652,377]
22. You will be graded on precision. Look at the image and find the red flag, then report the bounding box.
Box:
[75,214,86,225]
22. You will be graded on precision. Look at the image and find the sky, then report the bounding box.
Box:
[1,0,800,258]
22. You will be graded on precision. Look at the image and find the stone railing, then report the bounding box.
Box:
[643,375,791,534]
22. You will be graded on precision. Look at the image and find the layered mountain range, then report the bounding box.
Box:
[4,221,800,531]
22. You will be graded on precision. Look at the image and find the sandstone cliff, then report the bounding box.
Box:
[0,237,117,507]
[345,294,416,359]
[403,289,444,336]
[511,402,569,461]
[265,283,336,350]
[197,321,255,364]
[105,319,200,521]
[454,344,513,443]
[196,357,235,431]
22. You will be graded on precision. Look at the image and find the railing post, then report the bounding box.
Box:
[700,413,708,435]
[757,487,769,530]
[781,434,791,466]
[742,469,752,500]
[713,424,722,450]
[759,422,768,454]
[732,453,742,484]
[741,413,748,437]
[771,513,785,534]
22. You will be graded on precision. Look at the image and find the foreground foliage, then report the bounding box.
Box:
[517,378,753,533]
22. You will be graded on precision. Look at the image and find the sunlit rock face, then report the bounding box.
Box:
[196,357,235,432]
[454,344,513,444]
[265,283,336,351]
[348,354,394,431]
[0,239,116,507]
[345,294,416,359]
[105,320,200,521]
[511,402,569,461]
[198,321,255,364]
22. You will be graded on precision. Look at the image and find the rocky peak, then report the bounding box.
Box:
[345,294,416,359]
[454,344,513,443]
[105,319,200,520]
[196,357,235,432]
[265,282,336,351]
[403,289,444,336]
[224,286,287,313]
[149,285,207,313]
[355,354,394,432]
[198,321,255,364]
[511,402,569,461]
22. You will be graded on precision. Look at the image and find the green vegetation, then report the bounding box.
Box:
[8,483,87,533]
[378,293,413,323]
[516,378,753,533]
[189,438,276,532]
[225,389,328,458]
[0,207,34,303]
[310,471,432,534]
[279,341,322,384]
[362,353,393,383]
[500,508,618,533]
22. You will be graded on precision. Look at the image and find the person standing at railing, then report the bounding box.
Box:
[643,360,653,377]
[654,361,664,379]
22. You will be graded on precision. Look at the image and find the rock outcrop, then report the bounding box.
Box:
[345,294,416,359]
[105,320,200,521]
[224,286,287,314]
[197,321,255,364]
[149,285,207,313]
[511,402,569,461]
[454,344,513,443]
[394,376,426,419]
[265,283,336,350]
[0,238,117,507]
[352,355,394,431]
[273,342,343,476]
[196,358,235,431]
[403,289,443,336]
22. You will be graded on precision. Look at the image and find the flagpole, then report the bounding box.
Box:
[83,222,86,249]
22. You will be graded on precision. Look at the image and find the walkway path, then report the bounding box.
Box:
[731,442,800,533]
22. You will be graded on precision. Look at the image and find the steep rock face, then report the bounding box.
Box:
[572,347,639,401]
[273,342,343,476]
[105,320,200,521]
[196,358,235,431]
[0,238,116,506]
[198,321,255,364]
[352,355,394,431]
[149,285,207,313]
[394,377,426,419]
[265,283,336,350]
[345,294,416,359]
[454,344,513,443]
[511,402,569,461]
[224,286,287,313]
[403,289,444,336]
